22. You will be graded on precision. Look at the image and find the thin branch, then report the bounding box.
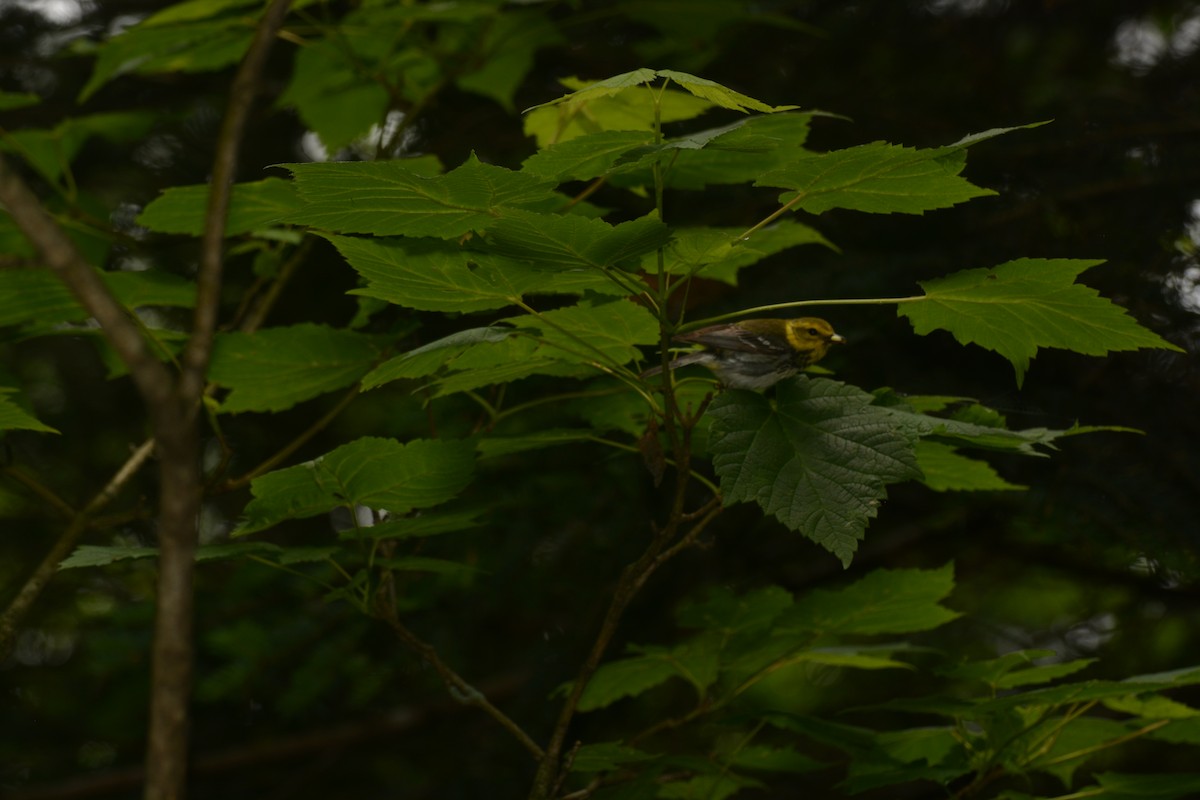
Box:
[379,612,545,761]
[177,0,292,409]
[214,382,361,493]
[0,439,156,657]
[528,498,721,799]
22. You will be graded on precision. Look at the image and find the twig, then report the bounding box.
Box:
[0,439,156,657]
[528,497,721,798]
[379,612,545,761]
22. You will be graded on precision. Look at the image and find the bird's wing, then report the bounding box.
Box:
[673,325,789,355]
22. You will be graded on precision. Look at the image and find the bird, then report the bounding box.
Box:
[642,317,844,390]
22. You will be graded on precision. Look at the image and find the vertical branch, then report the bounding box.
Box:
[143,2,293,799]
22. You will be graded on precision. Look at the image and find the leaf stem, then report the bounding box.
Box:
[683,295,926,330]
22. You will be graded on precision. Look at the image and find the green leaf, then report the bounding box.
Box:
[569,742,656,773]
[58,545,160,569]
[525,68,661,112]
[328,235,524,313]
[455,10,564,111]
[506,298,660,367]
[898,258,1183,385]
[726,744,824,774]
[0,268,195,328]
[939,649,1059,684]
[656,69,797,113]
[677,585,793,637]
[521,130,656,182]
[79,1,261,101]
[781,564,960,635]
[282,155,559,237]
[361,327,513,389]
[658,773,760,800]
[235,437,476,536]
[646,112,823,190]
[476,429,595,459]
[523,76,713,148]
[575,653,680,711]
[654,220,835,285]
[58,541,304,569]
[275,38,390,152]
[706,377,921,566]
[0,388,58,434]
[0,91,40,111]
[994,658,1098,689]
[484,210,672,271]
[914,441,1025,491]
[137,179,301,236]
[3,112,158,183]
[756,141,995,215]
[1093,772,1200,799]
[208,324,380,413]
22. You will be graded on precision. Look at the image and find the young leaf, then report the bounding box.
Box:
[756,141,995,215]
[897,258,1183,385]
[208,324,380,413]
[706,377,921,566]
[523,78,713,148]
[0,388,58,434]
[281,155,558,237]
[138,179,300,236]
[657,69,798,113]
[235,437,476,536]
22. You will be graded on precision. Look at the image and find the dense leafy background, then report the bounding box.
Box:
[2,1,1199,798]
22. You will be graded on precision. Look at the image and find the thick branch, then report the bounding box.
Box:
[143,3,293,800]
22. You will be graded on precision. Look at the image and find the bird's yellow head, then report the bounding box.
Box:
[782,317,845,365]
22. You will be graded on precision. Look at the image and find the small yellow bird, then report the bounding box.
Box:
[643,317,844,390]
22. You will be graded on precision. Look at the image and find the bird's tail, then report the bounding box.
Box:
[640,351,709,379]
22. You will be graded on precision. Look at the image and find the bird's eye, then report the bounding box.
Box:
[807,327,819,336]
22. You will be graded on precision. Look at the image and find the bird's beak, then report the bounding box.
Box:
[830,333,846,344]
